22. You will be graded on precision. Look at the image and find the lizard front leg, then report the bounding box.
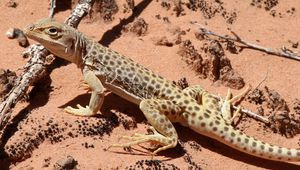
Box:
[218,85,251,124]
[65,70,105,116]
[110,99,180,154]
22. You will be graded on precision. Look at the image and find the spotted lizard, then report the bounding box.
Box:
[23,18,300,162]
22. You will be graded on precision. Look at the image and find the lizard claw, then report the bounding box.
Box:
[64,104,94,116]
[79,81,91,92]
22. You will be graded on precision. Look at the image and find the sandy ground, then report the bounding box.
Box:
[0,0,300,169]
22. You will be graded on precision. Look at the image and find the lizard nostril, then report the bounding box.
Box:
[26,24,35,31]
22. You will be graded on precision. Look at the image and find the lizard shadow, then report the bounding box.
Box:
[59,92,146,123]
[98,0,152,46]
[177,126,300,169]
[60,92,186,159]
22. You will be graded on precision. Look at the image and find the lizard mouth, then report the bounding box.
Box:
[22,27,57,47]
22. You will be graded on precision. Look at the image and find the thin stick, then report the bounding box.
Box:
[233,106,270,124]
[191,22,300,61]
[253,70,268,90]
[0,0,95,131]
[210,89,270,124]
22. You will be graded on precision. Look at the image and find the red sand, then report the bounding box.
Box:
[0,0,300,169]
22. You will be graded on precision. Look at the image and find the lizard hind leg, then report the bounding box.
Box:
[110,99,180,154]
[182,85,207,104]
[183,85,250,124]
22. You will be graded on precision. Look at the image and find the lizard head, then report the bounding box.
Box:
[24,18,85,64]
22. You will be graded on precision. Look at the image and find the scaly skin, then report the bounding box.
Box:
[23,18,300,162]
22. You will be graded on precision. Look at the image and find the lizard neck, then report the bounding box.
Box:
[70,29,90,68]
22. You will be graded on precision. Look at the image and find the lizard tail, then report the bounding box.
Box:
[191,120,300,162]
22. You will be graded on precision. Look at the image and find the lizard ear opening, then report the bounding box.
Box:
[65,40,74,54]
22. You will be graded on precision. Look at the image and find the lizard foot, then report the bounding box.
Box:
[219,85,251,124]
[64,104,95,116]
[108,127,176,154]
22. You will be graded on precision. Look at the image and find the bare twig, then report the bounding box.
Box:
[0,0,95,131]
[0,45,48,130]
[253,70,268,90]
[191,22,300,61]
[49,0,56,18]
[233,106,270,124]
[211,89,270,124]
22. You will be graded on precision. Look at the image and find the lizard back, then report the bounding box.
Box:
[83,41,181,102]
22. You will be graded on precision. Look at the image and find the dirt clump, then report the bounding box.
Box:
[123,18,148,36]
[183,152,203,169]
[250,0,279,11]
[250,0,296,17]
[293,98,300,115]
[0,69,16,99]
[4,113,119,160]
[185,0,223,19]
[219,65,244,89]
[5,0,17,8]
[265,86,289,112]
[247,86,300,138]
[159,0,185,17]
[122,0,135,13]
[92,0,119,22]
[116,110,137,130]
[247,88,266,105]
[153,26,185,46]
[184,0,237,23]
[178,40,204,76]
[269,111,300,138]
[126,159,180,170]
[178,40,244,89]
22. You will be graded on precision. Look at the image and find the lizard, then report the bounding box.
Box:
[23,18,300,162]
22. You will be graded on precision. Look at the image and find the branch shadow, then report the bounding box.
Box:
[98,0,153,46]
[52,0,72,14]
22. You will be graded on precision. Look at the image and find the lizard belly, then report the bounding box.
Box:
[104,83,142,105]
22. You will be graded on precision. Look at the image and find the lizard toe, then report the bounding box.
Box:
[64,105,94,116]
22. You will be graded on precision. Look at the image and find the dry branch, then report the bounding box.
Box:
[233,106,270,124]
[0,0,95,131]
[192,22,300,61]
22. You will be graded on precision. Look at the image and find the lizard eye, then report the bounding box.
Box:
[47,28,58,35]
